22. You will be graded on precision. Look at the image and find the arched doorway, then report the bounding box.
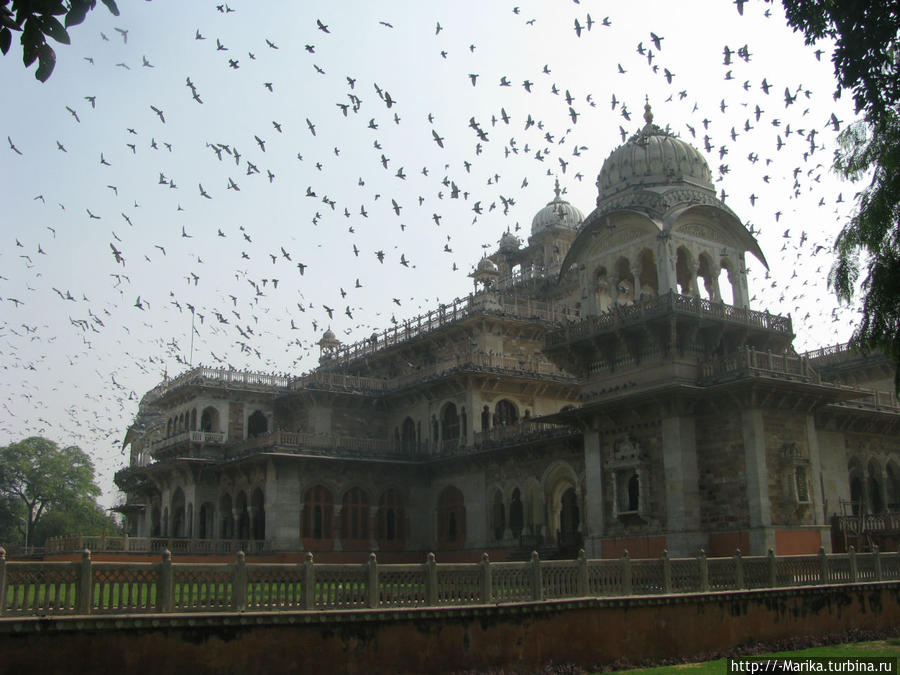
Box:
[171,488,186,537]
[437,486,466,548]
[494,399,518,426]
[247,410,268,438]
[236,491,250,540]
[377,488,405,549]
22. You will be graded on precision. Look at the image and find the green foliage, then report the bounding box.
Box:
[0,0,120,82]
[782,0,900,391]
[0,436,111,547]
[781,0,900,120]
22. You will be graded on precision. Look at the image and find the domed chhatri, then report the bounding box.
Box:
[531,179,584,236]
[597,101,713,200]
[498,229,521,253]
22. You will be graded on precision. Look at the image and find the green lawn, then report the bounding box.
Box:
[604,639,900,674]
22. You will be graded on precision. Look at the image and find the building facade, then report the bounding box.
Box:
[116,106,900,560]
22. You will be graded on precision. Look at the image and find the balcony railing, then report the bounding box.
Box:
[144,367,293,404]
[835,513,900,537]
[699,347,819,385]
[319,291,578,367]
[3,546,896,617]
[546,292,793,349]
[150,430,227,454]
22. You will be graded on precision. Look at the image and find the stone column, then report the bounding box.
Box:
[742,408,774,553]
[662,415,703,556]
[686,259,700,297]
[805,415,831,551]
[657,237,678,294]
[582,427,605,557]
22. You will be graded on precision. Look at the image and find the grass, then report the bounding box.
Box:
[604,639,900,674]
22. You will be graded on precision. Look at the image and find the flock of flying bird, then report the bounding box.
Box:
[0,0,860,497]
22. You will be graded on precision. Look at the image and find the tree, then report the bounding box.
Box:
[0,436,106,548]
[781,0,900,391]
[0,0,119,82]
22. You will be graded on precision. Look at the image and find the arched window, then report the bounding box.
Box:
[401,417,416,453]
[251,487,265,541]
[437,486,466,547]
[441,403,460,443]
[377,488,405,547]
[247,410,268,438]
[492,490,506,541]
[481,405,490,431]
[341,487,370,544]
[494,399,518,426]
[509,488,524,538]
[627,473,640,512]
[200,407,219,433]
[303,485,333,542]
[190,409,197,431]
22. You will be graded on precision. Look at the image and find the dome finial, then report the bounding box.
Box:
[643,96,653,127]
[553,177,561,200]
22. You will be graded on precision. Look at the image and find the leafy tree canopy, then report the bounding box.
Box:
[0,436,109,548]
[781,0,900,391]
[0,0,119,82]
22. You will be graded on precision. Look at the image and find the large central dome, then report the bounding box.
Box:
[597,103,713,199]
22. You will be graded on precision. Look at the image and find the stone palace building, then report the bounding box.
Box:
[116,105,900,561]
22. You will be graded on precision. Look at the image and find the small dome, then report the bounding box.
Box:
[531,180,584,236]
[498,230,521,253]
[476,257,499,274]
[597,102,713,199]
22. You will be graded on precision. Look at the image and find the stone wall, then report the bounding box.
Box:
[696,409,750,531]
[3,583,898,674]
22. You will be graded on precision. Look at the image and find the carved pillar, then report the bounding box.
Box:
[583,428,604,557]
[686,259,700,297]
[657,237,678,294]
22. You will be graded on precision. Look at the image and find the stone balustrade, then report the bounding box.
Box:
[3,546,897,618]
[545,292,793,349]
[836,513,900,537]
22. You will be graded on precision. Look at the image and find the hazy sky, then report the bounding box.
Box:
[0,0,862,505]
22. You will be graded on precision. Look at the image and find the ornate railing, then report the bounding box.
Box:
[320,291,579,367]
[143,367,292,404]
[802,342,854,364]
[545,292,793,349]
[835,514,900,537]
[45,536,265,556]
[699,347,819,385]
[150,430,227,453]
[3,547,896,617]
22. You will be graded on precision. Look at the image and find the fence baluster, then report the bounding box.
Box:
[698,549,709,593]
[767,548,777,588]
[77,549,92,615]
[480,553,492,603]
[158,549,173,612]
[577,549,588,597]
[424,553,437,606]
[734,550,744,590]
[233,551,247,611]
[0,547,6,615]
[300,552,315,610]
[530,551,543,601]
[622,550,632,595]
[662,549,672,593]
[367,553,379,609]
